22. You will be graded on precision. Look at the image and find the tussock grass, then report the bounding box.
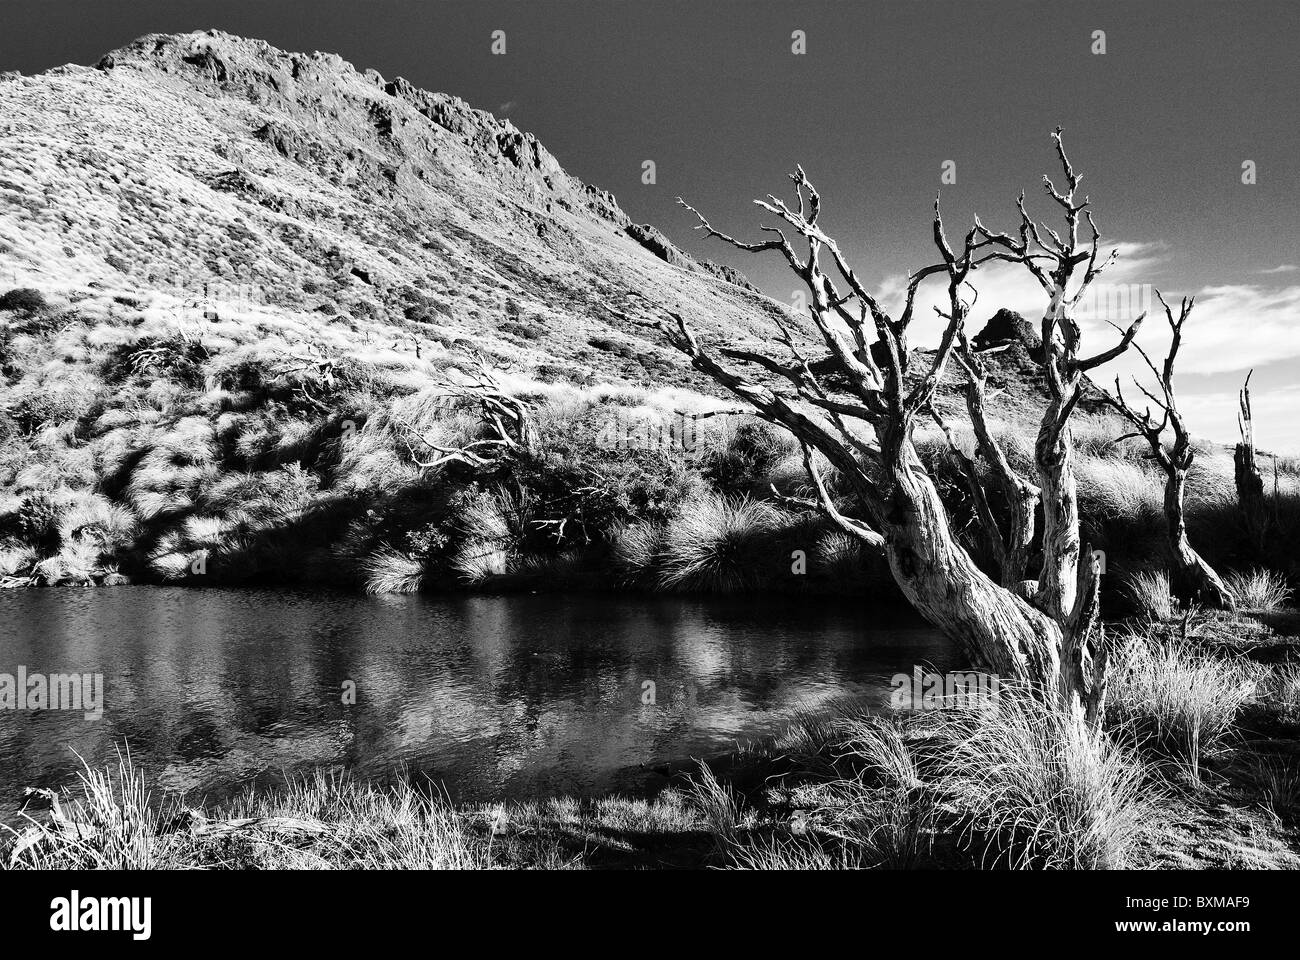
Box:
[1276,664,1300,710]
[33,537,100,586]
[657,494,782,592]
[57,494,138,550]
[4,756,515,870]
[725,833,867,869]
[609,520,664,585]
[0,540,37,581]
[361,544,424,595]
[682,762,746,839]
[1246,755,1300,823]
[824,716,936,868]
[1225,568,1292,612]
[1106,633,1255,779]
[1074,455,1162,522]
[449,487,530,585]
[938,688,1151,869]
[1123,569,1175,621]
[1254,663,1300,726]
[5,750,158,869]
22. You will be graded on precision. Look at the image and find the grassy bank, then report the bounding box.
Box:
[7,611,1298,870]
[4,291,1299,610]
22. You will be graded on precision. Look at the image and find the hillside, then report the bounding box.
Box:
[0,30,779,388]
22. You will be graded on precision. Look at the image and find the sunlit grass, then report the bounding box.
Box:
[1105,633,1256,779]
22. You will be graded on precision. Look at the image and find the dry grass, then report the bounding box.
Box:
[1225,568,1292,612]
[3,755,538,870]
[361,544,424,595]
[1106,633,1256,779]
[1123,569,1175,621]
[657,494,782,592]
[938,688,1152,869]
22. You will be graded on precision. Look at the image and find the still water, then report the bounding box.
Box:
[0,587,955,821]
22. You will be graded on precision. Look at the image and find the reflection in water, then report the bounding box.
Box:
[0,587,956,821]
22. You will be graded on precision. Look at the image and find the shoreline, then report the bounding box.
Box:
[6,608,1299,870]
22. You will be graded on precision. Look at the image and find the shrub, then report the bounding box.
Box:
[10,493,62,551]
[0,288,47,313]
[499,320,542,341]
[701,418,795,496]
[104,334,211,388]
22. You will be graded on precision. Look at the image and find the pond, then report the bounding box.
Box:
[0,587,957,821]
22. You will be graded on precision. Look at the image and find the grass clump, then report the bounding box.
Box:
[1122,569,1175,621]
[1225,567,1292,612]
[938,689,1151,869]
[657,494,781,592]
[1106,633,1255,779]
[0,288,48,314]
[3,755,537,870]
[361,544,424,595]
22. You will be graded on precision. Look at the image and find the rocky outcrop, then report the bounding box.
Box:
[973,308,1041,351]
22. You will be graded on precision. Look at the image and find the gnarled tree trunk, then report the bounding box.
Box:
[884,440,1062,685]
[1165,471,1235,606]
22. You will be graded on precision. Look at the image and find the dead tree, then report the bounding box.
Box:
[1106,292,1236,608]
[666,129,1140,726]
[397,359,536,470]
[1235,371,1267,554]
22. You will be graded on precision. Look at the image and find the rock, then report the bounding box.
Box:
[626,222,693,268]
[973,308,1040,350]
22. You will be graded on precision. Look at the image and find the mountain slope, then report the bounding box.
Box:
[0,29,777,387]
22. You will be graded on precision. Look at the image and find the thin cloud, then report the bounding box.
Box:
[870,239,1300,452]
[876,240,1300,378]
[1256,264,1299,275]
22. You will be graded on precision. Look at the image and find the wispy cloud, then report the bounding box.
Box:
[1256,264,1299,275]
[875,240,1167,350]
[872,239,1300,452]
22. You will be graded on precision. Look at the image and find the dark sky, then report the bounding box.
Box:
[2,0,1298,445]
